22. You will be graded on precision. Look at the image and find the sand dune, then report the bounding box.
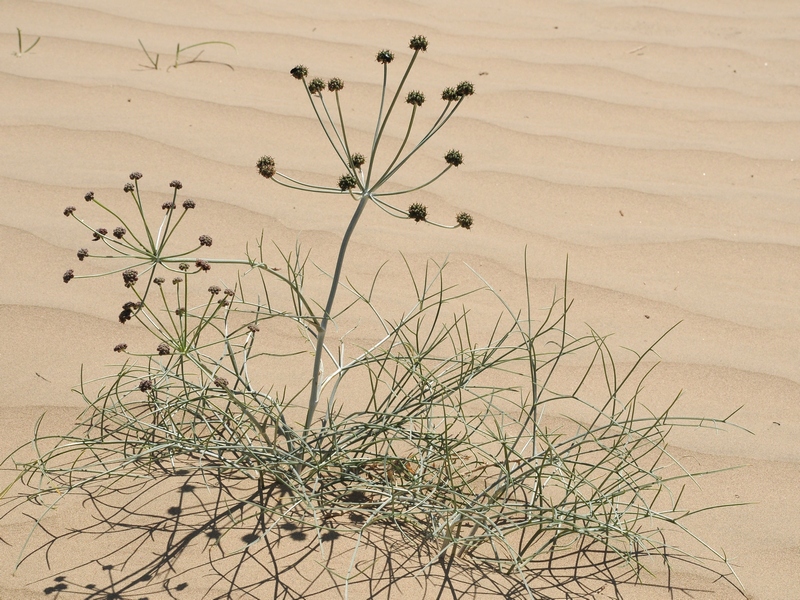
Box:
[1,1,798,598]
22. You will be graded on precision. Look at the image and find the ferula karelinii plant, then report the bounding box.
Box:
[257,34,475,430]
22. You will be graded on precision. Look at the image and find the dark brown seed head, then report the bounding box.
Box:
[63,269,75,283]
[172,277,183,285]
[92,228,108,241]
[256,156,276,179]
[124,183,134,193]
[157,343,171,356]
[408,203,428,222]
[175,307,186,316]
[327,77,344,92]
[113,227,126,239]
[122,301,141,311]
[129,172,143,181]
[247,323,260,333]
[170,180,182,190]
[77,248,89,261]
[199,234,212,247]
[64,206,76,217]
[308,78,325,94]
[84,191,95,202]
[162,202,176,211]
[406,90,425,107]
[376,49,394,64]
[214,377,228,388]
[290,65,308,80]
[138,379,153,392]
[224,288,235,297]
[154,277,165,285]
[208,285,222,295]
[182,199,196,210]
[456,81,475,97]
[409,35,428,51]
[441,87,459,102]
[456,212,474,230]
[119,309,132,324]
[179,263,189,271]
[122,269,138,287]
[338,174,357,191]
[195,260,211,272]
[218,298,229,307]
[445,149,463,167]
[351,153,366,169]
[113,343,128,353]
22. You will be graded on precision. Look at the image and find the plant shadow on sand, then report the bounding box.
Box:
[16,469,736,600]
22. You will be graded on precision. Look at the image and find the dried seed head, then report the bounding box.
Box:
[208,285,222,295]
[154,277,165,286]
[175,307,186,316]
[162,202,176,211]
[170,180,183,190]
[405,90,425,107]
[138,379,153,392]
[63,269,75,283]
[247,323,260,333]
[119,309,132,324]
[64,206,76,217]
[157,343,171,356]
[214,377,228,388]
[445,149,463,167]
[122,269,138,287]
[113,343,128,353]
[195,260,211,272]
[172,277,183,285]
[122,301,141,311]
[456,212,474,230]
[224,288,235,297]
[308,77,325,94]
[84,191,95,202]
[376,49,394,64]
[338,174,357,191]
[327,77,344,92]
[129,172,143,181]
[92,228,108,241]
[456,81,475,97]
[113,227,126,239]
[218,298,229,307]
[441,87,459,102]
[199,234,212,247]
[408,203,428,222]
[409,35,428,51]
[124,183,134,193]
[179,263,189,271]
[351,153,366,169]
[256,155,276,179]
[182,199,196,210]
[77,248,89,261]
[290,65,308,80]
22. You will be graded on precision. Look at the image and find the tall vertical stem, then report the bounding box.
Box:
[305,191,370,431]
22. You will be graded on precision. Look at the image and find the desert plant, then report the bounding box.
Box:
[13,27,40,56]
[2,36,742,599]
[138,38,235,70]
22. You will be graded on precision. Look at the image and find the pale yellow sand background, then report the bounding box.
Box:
[1,1,798,598]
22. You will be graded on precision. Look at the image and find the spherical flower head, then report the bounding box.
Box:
[409,35,428,52]
[247,323,260,333]
[64,206,76,217]
[195,259,211,272]
[441,87,459,102]
[153,277,165,286]
[338,174,358,191]
[122,269,138,287]
[257,155,276,179]
[84,191,95,202]
[351,153,365,169]
[92,228,108,241]
[179,263,189,271]
[214,377,228,388]
[224,288,235,297]
[172,277,183,285]
[376,49,394,64]
[327,77,344,92]
[63,269,75,283]
[456,81,475,97]
[406,90,425,107]
[308,77,325,94]
[113,227,126,239]
[77,248,89,261]
[199,234,212,247]
[182,199,196,210]
[157,343,171,356]
[170,180,183,190]
[123,183,134,193]
[162,202,176,211]
[208,285,222,295]
[445,149,463,167]
[129,171,143,181]
[456,212,474,230]
[408,203,428,222]
[290,65,308,80]
[138,379,153,393]
[113,343,128,353]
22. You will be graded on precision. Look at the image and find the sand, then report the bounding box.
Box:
[0,1,798,598]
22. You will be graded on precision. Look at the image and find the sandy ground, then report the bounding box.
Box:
[0,1,798,598]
